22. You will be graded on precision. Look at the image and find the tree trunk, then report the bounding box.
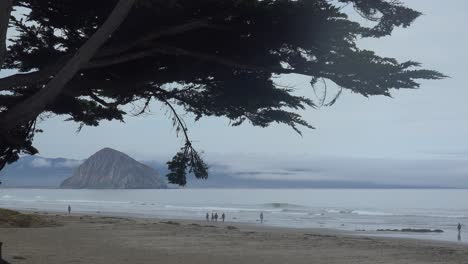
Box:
[0,0,13,66]
[0,0,136,132]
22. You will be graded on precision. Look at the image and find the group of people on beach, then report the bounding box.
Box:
[205,211,265,224]
[206,212,226,222]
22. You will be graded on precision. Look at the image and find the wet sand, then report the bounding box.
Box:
[1,213,467,264]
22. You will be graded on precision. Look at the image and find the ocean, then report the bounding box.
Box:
[1,188,467,243]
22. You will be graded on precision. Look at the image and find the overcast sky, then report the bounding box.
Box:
[2,1,468,186]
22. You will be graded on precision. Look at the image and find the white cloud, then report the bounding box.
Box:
[30,158,52,168]
[203,152,468,187]
[54,159,82,168]
[234,171,327,181]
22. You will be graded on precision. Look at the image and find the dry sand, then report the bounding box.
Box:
[1,212,467,264]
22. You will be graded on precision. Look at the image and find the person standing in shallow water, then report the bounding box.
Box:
[260,212,264,224]
[214,212,218,222]
[206,213,209,222]
[458,223,462,241]
[221,213,225,222]
[68,205,71,214]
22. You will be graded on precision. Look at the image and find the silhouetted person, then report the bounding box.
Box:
[457,223,462,241]
[214,213,218,222]
[260,212,264,224]
[68,205,71,214]
[221,213,225,222]
[206,213,209,222]
[211,213,214,222]
[0,241,11,264]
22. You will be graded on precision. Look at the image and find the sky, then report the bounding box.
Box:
[2,1,468,186]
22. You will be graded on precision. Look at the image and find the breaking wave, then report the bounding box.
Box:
[262,203,306,209]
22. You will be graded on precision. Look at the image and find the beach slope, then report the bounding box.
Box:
[1,213,467,264]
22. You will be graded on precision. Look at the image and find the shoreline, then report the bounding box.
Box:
[0,211,468,264]
[15,207,467,246]
[1,211,467,264]
[1,188,467,248]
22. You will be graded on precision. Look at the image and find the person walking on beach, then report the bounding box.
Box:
[221,213,225,222]
[68,205,71,214]
[214,212,218,222]
[458,223,462,241]
[211,212,214,221]
[206,213,209,222]
[260,212,264,224]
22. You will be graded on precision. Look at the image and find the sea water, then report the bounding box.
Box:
[1,188,467,243]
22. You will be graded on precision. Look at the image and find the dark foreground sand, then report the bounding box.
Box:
[1,213,467,264]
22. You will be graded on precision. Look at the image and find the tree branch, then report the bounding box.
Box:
[86,48,156,69]
[0,0,13,66]
[150,44,297,74]
[0,0,136,132]
[96,20,219,58]
[133,96,152,116]
[91,44,300,74]
[160,96,191,145]
[0,56,71,90]
[0,20,223,89]
[87,89,117,107]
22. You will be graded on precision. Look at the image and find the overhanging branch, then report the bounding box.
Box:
[159,95,191,146]
[0,20,225,90]
[96,20,221,58]
[150,44,298,74]
[91,44,300,74]
[0,56,70,90]
[0,0,13,66]
[0,0,136,132]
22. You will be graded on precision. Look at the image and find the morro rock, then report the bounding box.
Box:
[60,148,167,189]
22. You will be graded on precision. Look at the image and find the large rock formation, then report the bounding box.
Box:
[60,148,167,189]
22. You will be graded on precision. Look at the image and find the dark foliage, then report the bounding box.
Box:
[0,0,445,185]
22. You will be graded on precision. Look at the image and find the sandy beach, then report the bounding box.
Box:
[0,212,467,264]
